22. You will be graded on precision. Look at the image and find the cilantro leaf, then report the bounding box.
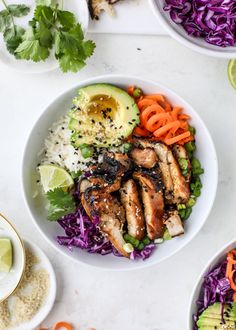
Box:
[57,10,76,30]
[59,53,85,73]
[82,40,96,58]
[0,10,11,32]
[3,26,25,54]
[8,4,30,17]
[15,39,49,62]
[34,5,54,27]
[46,188,76,221]
[34,21,53,48]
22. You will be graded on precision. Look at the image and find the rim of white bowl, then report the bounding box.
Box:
[21,74,218,271]
[149,0,236,59]
[187,238,236,329]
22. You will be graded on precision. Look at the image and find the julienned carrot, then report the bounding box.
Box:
[165,131,191,145]
[229,270,236,291]
[54,322,74,330]
[128,87,192,145]
[154,121,180,138]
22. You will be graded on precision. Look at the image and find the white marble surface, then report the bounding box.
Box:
[0,34,236,330]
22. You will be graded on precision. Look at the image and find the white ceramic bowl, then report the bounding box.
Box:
[0,213,25,302]
[188,239,236,329]
[149,0,236,59]
[22,75,218,271]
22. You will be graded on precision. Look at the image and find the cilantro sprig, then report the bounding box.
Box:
[46,188,76,221]
[0,0,96,73]
[0,0,30,54]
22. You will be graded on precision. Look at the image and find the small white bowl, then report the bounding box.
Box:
[149,0,236,59]
[0,213,25,302]
[22,74,218,271]
[0,0,89,73]
[188,239,236,329]
[10,239,57,330]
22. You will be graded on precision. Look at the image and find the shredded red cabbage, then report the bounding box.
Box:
[193,259,234,329]
[164,0,236,47]
[57,207,156,261]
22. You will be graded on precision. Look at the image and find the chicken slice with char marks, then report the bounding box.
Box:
[133,170,165,240]
[164,210,184,237]
[130,147,158,169]
[120,179,145,240]
[81,188,129,258]
[134,139,190,204]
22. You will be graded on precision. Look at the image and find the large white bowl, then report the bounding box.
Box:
[22,75,218,271]
[149,0,236,59]
[188,239,236,329]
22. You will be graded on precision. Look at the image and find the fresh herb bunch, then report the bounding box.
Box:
[0,0,95,73]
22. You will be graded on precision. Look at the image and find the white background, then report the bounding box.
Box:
[1,32,236,329]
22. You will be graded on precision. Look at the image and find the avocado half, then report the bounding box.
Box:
[68,83,140,148]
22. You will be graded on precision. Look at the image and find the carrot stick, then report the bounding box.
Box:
[229,270,236,291]
[145,113,170,132]
[127,86,134,96]
[165,131,191,145]
[54,322,74,330]
[133,126,150,137]
[153,121,180,138]
[138,99,156,110]
[145,94,165,103]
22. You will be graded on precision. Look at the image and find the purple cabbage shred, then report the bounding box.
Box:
[56,207,156,261]
[164,0,236,47]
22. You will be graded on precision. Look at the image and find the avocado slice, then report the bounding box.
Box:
[197,303,236,329]
[68,84,140,147]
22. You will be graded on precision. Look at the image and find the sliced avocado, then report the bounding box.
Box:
[68,84,140,147]
[197,303,236,329]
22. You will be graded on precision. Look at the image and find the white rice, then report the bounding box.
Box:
[39,116,123,173]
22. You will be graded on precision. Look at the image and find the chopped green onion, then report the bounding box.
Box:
[186,197,196,208]
[133,87,143,98]
[163,229,172,240]
[142,237,151,245]
[124,233,140,248]
[154,238,164,244]
[123,243,134,253]
[185,141,196,154]
[189,126,196,136]
[177,204,186,210]
[184,207,192,220]
[123,142,133,153]
[137,242,145,251]
[80,145,94,159]
[178,158,188,170]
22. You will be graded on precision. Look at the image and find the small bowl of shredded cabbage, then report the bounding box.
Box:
[149,0,236,58]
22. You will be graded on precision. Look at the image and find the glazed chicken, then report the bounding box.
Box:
[134,139,190,204]
[79,138,190,257]
[133,170,165,240]
[120,179,145,240]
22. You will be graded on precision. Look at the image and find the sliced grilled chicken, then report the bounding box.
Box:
[172,144,191,181]
[130,147,158,169]
[134,139,190,204]
[164,211,184,237]
[108,152,132,170]
[133,170,164,239]
[81,189,129,258]
[120,179,145,240]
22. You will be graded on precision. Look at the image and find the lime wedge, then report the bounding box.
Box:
[39,164,74,193]
[0,238,13,273]
[228,59,236,89]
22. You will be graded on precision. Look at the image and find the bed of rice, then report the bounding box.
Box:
[39,116,122,173]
